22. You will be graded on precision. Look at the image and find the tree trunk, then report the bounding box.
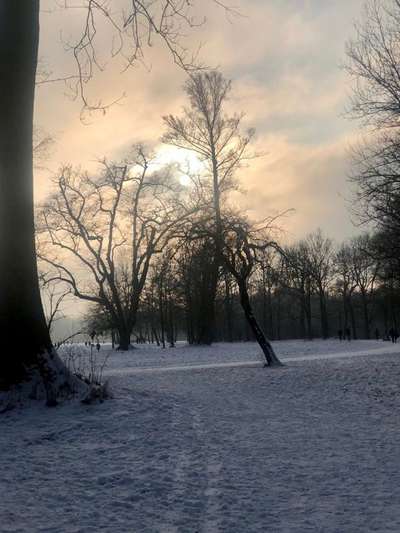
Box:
[319,291,329,339]
[167,298,175,347]
[117,328,132,350]
[196,254,218,344]
[276,291,282,340]
[267,284,274,340]
[299,288,306,339]
[224,275,233,342]
[361,291,370,339]
[349,299,357,340]
[305,281,313,339]
[111,330,115,349]
[343,290,349,330]
[0,1,76,403]
[238,281,282,367]
[159,286,166,349]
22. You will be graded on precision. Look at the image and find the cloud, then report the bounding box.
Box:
[35,0,365,243]
[237,134,358,242]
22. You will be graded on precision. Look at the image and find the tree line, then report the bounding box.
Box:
[38,55,400,352]
[80,228,400,346]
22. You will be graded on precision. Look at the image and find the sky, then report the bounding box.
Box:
[36,0,366,244]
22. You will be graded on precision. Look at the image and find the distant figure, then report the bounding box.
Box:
[345,327,351,341]
[375,328,380,340]
[338,329,343,341]
[389,327,397,343]
[96,342,101,352]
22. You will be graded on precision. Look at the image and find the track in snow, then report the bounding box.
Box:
[104,343,400,376]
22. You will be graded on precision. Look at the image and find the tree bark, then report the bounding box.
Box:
[238,281,282,367]
[116,327,132,350]
[0,1,70,401]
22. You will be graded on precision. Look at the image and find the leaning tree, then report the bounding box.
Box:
[0,0,228,401]
[221,213,282,366]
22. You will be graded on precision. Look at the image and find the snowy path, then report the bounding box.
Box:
[2,340,400,532]
[104,341,400,375]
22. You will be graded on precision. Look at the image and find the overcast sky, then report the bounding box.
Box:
[36,0,366,244]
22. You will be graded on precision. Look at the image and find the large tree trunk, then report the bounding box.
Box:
[116,327,133,350]
[0,2,82,405]
[238,281,282,367]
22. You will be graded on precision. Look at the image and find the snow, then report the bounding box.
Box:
[2,339,400,532]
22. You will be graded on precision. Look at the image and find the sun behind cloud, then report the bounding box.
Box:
[155,145,205,186]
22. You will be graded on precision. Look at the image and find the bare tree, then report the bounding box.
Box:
[221,214,282,366]
[281,242,314,340]
[350,134,400,254]
[39,1,235,114]
[349,234,380,339]
[163,70,255,342]
[39,272,71,335]
[346,0,400,257]
[33,126,54,169]
[38,148,198,350]
[150,249,182,348]
[345,0,400,129]
[176,236,221,344]
[260,251,280,340]
[305,230,334,339]
[335,243,358,338]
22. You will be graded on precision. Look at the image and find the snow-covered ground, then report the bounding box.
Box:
[2,339,400,532]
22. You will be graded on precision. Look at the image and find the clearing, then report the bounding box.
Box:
[1,339,400,532]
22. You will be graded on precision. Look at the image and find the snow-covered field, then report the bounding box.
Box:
[2,339,400,532]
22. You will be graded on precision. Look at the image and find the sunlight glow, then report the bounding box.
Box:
[155,146,205,186]
[179,174,192,186]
